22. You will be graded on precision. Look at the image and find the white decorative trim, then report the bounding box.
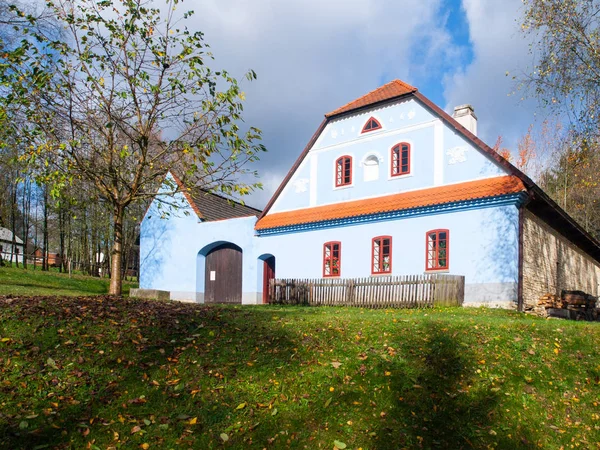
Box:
[360,151,384,166]
[387,173,414,181]
[312,97,415,150]
[433,120,444,186]
[361,153,382,182]
[311,119,438,155]
[269,154,312,212]
[447,146,468,164]
[309,154,318,206]
[293,178,309,193]
[268,174,511,214]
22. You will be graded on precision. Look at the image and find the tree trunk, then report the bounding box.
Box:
[22,178,30,269]
[10,176,18,267]
[42,187,48,271]
[109,205,125,296]
[58,202,65,273]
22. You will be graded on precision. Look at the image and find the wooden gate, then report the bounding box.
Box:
[204,243,242,304]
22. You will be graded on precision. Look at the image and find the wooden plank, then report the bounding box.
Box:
[268,274,465,310]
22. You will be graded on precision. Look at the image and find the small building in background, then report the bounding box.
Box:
[0,228,25,264]
[31,248,64,268]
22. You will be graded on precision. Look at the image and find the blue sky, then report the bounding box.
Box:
[191,0,540,208]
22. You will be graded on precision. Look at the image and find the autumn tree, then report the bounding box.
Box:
[1,0,265,294]
[521,0,600,137]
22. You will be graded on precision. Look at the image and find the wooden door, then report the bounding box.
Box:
[262,256,276,304]
[205,243,243,304]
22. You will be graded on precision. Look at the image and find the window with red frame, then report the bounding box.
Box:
[372,236,392,274]
[361,117,382,133]
[335,156,352,187]
[426,230,449,271]
[323,241,341,277]
[391,143,410,176]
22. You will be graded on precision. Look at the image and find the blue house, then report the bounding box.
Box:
[140,80,600,309]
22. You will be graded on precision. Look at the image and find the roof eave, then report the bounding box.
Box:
[324,91,416,120]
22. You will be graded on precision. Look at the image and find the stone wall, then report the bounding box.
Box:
[522,209,600,308]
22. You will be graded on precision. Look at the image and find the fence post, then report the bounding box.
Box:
[345,279,355,306]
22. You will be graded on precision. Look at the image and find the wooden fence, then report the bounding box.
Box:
[268,274,465,308]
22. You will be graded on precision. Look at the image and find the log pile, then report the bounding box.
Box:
[537,290,598,321]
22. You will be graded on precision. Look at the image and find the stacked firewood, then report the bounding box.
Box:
[537,293,562,309]
[537,290,598,321]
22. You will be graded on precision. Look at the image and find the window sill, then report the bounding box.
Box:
[425,269,449,274]
[371,272,392,276]
[333,184,354,191]
[388,173,413,181]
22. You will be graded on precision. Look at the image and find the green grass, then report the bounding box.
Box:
[0,266,137,296]
[1,297,599,449]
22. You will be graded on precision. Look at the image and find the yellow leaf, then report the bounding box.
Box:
[235,402,246,410]
[189,417,197,425]
[554,348,559,355]
[141,444,150,449]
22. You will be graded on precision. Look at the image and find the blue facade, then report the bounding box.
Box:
[140,91,521,307]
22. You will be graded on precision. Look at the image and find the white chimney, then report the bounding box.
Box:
[452,104,477,136]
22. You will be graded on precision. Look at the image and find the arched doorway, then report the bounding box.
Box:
[203,242,243,304]
[257,254,276,304]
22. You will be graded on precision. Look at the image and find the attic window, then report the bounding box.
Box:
[361,117,382,133]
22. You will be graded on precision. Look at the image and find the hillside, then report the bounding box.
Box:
[1,296,599,449]
[0,266,137,297]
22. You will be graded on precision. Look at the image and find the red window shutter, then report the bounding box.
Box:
[323,241,342,277]
[335,156,352,187]
[426,230,449,270]
[372,236,392,274]
[391,143,411,176]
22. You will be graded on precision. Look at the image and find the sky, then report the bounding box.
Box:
[189,0,541,208]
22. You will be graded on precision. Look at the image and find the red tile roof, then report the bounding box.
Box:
[255,176,525,230]
[325,79,417,118]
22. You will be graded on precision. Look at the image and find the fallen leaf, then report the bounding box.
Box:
[189,417,197,425]
[334,440,347,449]
[331,362,342,369]
[46,357,58,369]
[220,433,229,442]
[131,425,141,434]
[235,402,246,410]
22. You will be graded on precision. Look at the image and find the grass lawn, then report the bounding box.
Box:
[1,297,599,449]
[0,266,137,297]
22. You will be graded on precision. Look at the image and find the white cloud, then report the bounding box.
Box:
[186,0,461,207]
[443,0,539,151]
